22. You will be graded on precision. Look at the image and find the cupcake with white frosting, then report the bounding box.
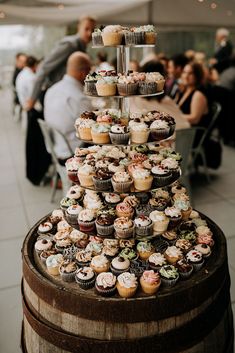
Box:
[77,164,95,188]
[132,168,153,191]
[130,122,149,144]
[110,256,130,276]
[78,209,96,233]
[90,254,110,274]
[148,252,167,270]
[134,215,153,237]
[101,25,123,46]
[111,171,133,193]
[149,210,169,234]
[95,272,117,296]
[116,272,138,298]
[164,206,182,229]
[164,246,183,264]
[75,266,96,290]
[109,124,130,144]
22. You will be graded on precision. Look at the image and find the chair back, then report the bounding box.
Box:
[175,128,197,176]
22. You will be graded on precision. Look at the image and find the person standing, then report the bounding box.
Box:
[26,16,96,110]
[44,52,93,162]
[12,52,27,119]
[213,28,233,73]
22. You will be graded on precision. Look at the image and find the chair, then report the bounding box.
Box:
[38,120,73,202]
[175,127,197,203]
[191,102,222,182]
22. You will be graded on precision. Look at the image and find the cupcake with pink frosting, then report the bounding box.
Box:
[140,270,161,295]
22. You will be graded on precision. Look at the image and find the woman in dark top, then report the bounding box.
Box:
[175,62,209,127]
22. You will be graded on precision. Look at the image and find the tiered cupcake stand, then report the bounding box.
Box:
[21,40,233,353]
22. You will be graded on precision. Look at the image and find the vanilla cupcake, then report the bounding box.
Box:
[116,272,138,298]
[65,204,83,225]
[77,164,95,188]
[134,215,153,237]
[91,123,111,144]
[142,24,157,44]
[140,270,161,295]
[116,202,134,219]
[46,254,64,276]
[101,25,123,46]
[174,199,192,221]
[95,272,117,296]
[130,122,149,144]
[90,254,110,274]
[164,246,183,264]
[96,76,117,96]
[149,210,169,234]
[132,168,153,191]
[111,171,133,193]
[114,217,135,239]
[137,241,155,260]
[77,118,96,141]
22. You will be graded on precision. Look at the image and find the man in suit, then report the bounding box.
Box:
[213,28,233,73]
[26,16,96,110]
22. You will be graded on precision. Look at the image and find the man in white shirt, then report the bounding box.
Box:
[44,51,93,161]
[16,56,39,110]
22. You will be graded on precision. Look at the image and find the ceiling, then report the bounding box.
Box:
[0,0,235,28]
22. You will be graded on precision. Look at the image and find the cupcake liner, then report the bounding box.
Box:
[144,32,156,44]
[78,220,96,234]
[75,275,96,290]
[156,80,165,92]
[67,170,80,184]
[138,82,158,95]
[77,173,94,188]
[78,127,92,141]
[65,212,79,227]
[111,179,133,193]
[109,132,130,145]
[47,266,60,276]
[96,83,117,96]
[92,177,112,191]
[152,174,172,188]
[149,263,162,271]
[92,33,103,46]
[114,226,135,239]
[85,81,97,96]
[59,270,76,282]
[178,266,193,279]
[124,32,145,45]
[117,83,138,96]
[135,223,153,237]
[167,216,182,230]
[102,32,123,46]
[191,260,205,272]
[130,130,150,144]
[95,222,114,237]
[95,284,117,297]
[169,123,176,136]
[160,275,179,287]
[75,260,91,267]
[91,131,111,144]
[140,278,161,295]
[150,128,171,142]
[116,283,137,298]
[133,176,153,191]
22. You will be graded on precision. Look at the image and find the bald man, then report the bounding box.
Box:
[44,52,92,161]
[27,16,96,110]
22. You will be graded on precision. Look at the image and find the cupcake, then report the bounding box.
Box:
[103,192,121,207]
[130,122,149,144]
[111,171,133,193]
[75,250,92,267]
[37,221,53,236]
[142,25,157,44]
[77,118,96,141]
[90,254,110,274]
[57,220,72,232]
[164,246,183,264]
[96,76,117,96]
[140,270,161,295]
[95,272,117,296]
[66,185,84,201]
[132,168,153,191]
[34,238,53,254]
[161,158,180,181]
[149,210,169,234]
[116,202,134,219]
[186,249,204,271]
[134,215,153,237]
[77,164,95,188]
[85,241,103,256]
[78,209,96,233]
[40,249,57,264]
[120,247,138,261]
[123,195,140,208]
[138,80,157,95]
[102,244,119,259]
[175,258,193,279]
[149,119,170,141]
[164,206,182,229]
[110,256,130,276]
[196,232,214,246]
[179,229,197,244]
[46,254,64,276]
[114,217,135,239]
[136,204,155,217]
[92,169,113,191]
[124,27,145,45]
[148,252,166,271]
[116,272,138,298]
[117,74,138,96]
[174,199,192,221]
[101,25,123,46]
[55,237,72,253]
[137,241,155,260]
[65,157,83,184]
[119,239,135,249]
[59,260,77,282]
[149,197,169,212]
[109,124,130,145]
[60,197,77,215]
[92,28,103,46]
[194,244,212,258]
[159,265,179,287]
[91,123,111,144]
[175,239,192,253]
[151,166,172,188]
[75,266,96,290]
[65,204,83,226]
[161,230,178,244]
[84,72,98,96]
[95,212,115,237]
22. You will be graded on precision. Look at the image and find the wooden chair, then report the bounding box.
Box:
[38,120,72,202]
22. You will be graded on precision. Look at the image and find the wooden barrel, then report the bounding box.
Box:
[21,214,234,353]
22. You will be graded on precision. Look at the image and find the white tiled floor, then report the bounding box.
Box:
[0,87,234,352]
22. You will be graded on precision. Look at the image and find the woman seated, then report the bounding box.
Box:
[175,62,209,127]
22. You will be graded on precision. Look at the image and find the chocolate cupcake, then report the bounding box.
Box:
[110,256,130,276]
[92,168,113,191]
[95,213,115,237]
[95,272,117,297]
[175,258,193,279]
[114,217,135,239]
[75,267,96,290]
[59,260,77,282]
[109,124,130,145]
[75,250,92,267]
[134,215,153,237]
